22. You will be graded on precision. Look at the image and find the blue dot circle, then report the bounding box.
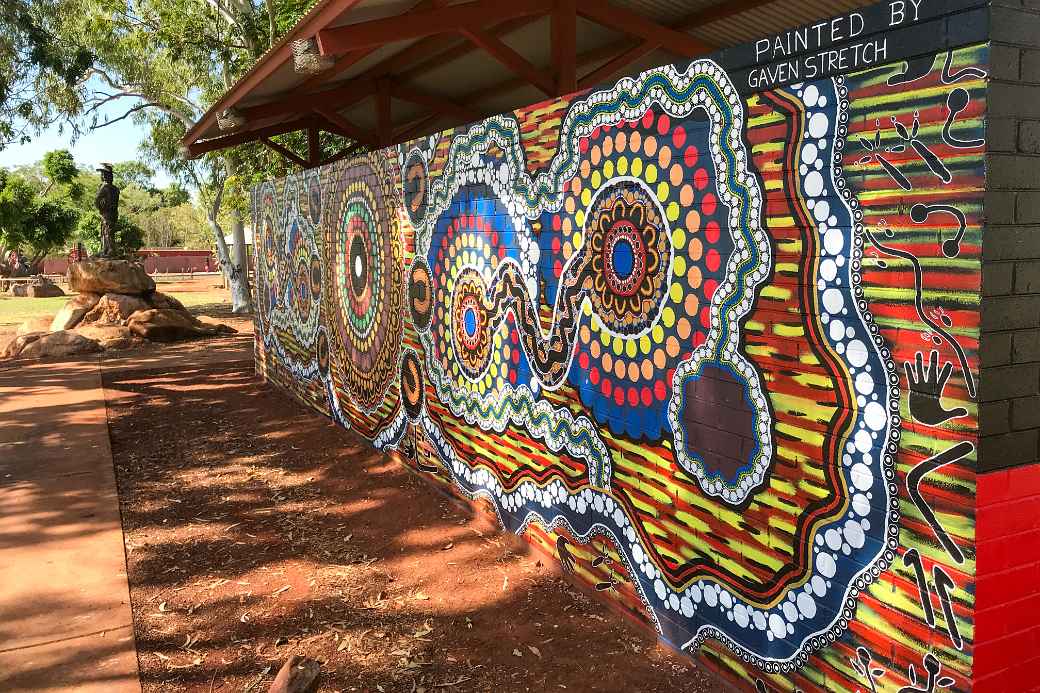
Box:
[612,238,635,279]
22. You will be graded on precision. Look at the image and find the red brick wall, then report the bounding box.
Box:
[974,462,1040,691]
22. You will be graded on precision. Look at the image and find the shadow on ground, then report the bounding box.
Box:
[98,356,714,692]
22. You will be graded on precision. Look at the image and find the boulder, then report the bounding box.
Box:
[73,323,144,351]
[50,293,101,331]
[74,323,133,343]
[98,336,145,351]
[147,291,187,311]
[3,332,44,359]
[195,315,238,334]
[11,331,101,360]
[17,316,56,335]
[80,293,150,325]
[127,308,219,342]
[27,283,65,298]
[69,259,155,295]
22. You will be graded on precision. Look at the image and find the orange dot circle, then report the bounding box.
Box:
[686,264,702,288]
[591,145,602,166]
[615,131,627,152]
[688,237,703,261]
[614,359,626,379]
[670,163,684,187]
[590,339,601,358]
[627,361,640,381]
[580,159,591,178]
[644,135,658,158]
[640,359,654,380]
[653,348,666,369]
[630,131,642,153]
[658,145,672,169]
[685,209,701,233]
[679,184,694,207]
[603,136,614,157]
[666,336,680,358]
[677,317,692,340]
[580,324,590,343]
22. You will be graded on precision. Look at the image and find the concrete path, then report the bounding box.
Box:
[0,335,255,691]
[0,356,139,692]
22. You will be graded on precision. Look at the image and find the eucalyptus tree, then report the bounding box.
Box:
[59,0,337,313]
[0,0,93,150]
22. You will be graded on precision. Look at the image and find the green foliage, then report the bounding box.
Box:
[77,208,144,256]
[113,160,155,190]
[0,169,80,267]
[42,149,79,186]
[0,0,93,149]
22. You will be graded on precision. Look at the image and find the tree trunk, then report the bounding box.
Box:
[206,178,253,314]
[229,207,253,313]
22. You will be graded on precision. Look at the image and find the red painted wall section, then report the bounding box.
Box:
[974,463,1040,692]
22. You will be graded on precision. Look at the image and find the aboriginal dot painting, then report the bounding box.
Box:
[253,36,987,692]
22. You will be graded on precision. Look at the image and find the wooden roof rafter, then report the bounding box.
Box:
[182,0,786,166]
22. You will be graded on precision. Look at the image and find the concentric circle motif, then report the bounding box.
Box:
[400,348,425,420]
[309,254,322,301]
[450,268,492,379]
[408,260,433,331]
[325,154,404,412]
[403,150,429,226]
[316,330,330,375]
[585,180,670,335]
[307,173,322,225]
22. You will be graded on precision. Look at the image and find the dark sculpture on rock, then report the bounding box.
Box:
[94,163,119,258]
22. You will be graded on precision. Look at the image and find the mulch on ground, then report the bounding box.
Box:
[102,357,715,692]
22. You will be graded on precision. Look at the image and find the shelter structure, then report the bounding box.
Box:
[187,1,1040,690]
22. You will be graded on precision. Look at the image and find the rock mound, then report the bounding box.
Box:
[4,260,237,361]
[127,309,233,342]
[81,293,150,325]
[69,259,155,295]
[4,330,103,360]
[50,293,101,331]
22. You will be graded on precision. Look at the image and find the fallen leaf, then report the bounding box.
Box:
[528,645,542,658]
[272,585,291,596]
[512,648,523,657]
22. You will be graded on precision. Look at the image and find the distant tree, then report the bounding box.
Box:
[0,170,79,273]
[113,160,155,191]
[41,149,79,194]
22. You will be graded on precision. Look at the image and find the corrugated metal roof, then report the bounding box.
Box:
[185,0,876,152]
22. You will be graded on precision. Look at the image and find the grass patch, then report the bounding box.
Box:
[0,296,70,327]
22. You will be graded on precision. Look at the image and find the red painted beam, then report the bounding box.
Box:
[552,0,576,94]
[315,0,553,56]
[314,108,376,149]
[376,80,392,147]
[578,0,779,88]
[460,27,556,97]
[395,15,541,83]
[307,127,321,166]
[181,0,367,149]
[261,137,309,168]
[577,0,714,58]
[186,116,322,157]
[240,77,376,123]
[578,40,658,90]
[389,84,479,124]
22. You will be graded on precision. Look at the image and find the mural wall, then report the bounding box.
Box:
[252,14,987,690]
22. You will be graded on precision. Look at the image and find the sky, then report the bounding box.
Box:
[0,95,174,187]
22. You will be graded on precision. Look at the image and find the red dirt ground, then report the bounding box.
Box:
[102,354,718,692]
